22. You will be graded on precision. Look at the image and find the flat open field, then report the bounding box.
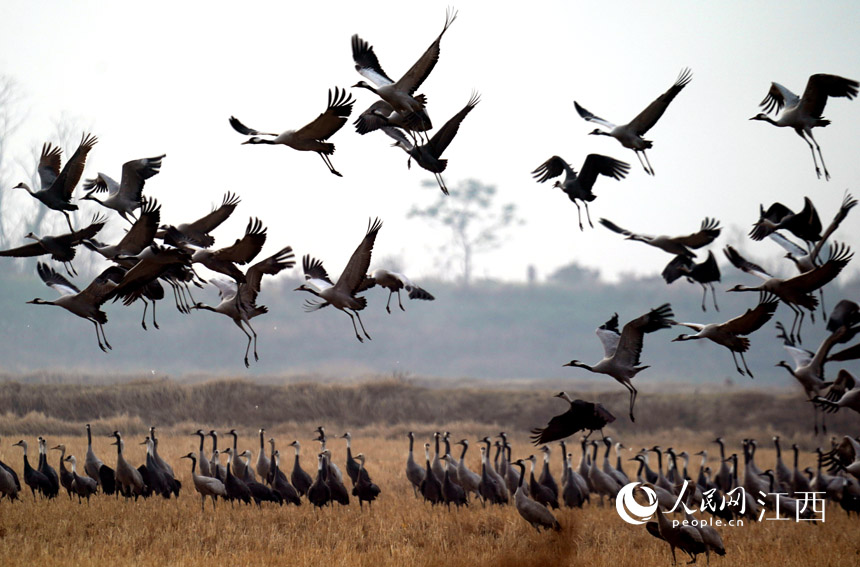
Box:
[1,426,858,567]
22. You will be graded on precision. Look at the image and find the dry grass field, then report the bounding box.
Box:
[1,428,858,567]
[0,380,858,566]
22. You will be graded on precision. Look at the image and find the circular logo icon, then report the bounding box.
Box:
[616,482,658,525]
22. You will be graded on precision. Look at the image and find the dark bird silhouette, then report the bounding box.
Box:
[351,8,457,133]
[27,262,124,352]
[531,392,616,445]
[382,92,479,194]
[661,250,721,311]
[12,133,98,231]
[158,191,241,248]
[574,68,692,175]
[230,87,354,177]
[295,218,382,342]
[672,292,779,377]
[724,243,853,343]
[0,214,108,276]
[750,196,822,243]
[81,154,165,223]
[600,217,721,259]
[531,154,630,230]
[564,305,674,422]
[750,73,858,180]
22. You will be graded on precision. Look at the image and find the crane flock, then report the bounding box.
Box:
[0,5,859,549]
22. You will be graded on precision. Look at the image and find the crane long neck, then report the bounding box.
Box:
[408,435,414,453]
[459,443,468,459]
[260,431,264,451]
[87,426,92,447]
[198,434,205,452]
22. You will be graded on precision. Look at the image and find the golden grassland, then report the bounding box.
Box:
[1,424,859,567]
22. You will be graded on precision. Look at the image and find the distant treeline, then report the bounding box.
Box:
[0,263,858,385]
[0,377,857,438]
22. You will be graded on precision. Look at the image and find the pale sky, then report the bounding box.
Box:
[1,1,859,285]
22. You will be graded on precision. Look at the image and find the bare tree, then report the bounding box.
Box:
[0,75,27,247]
[408,179,523,286]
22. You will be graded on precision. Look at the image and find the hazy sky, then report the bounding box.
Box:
[1,1,859,285]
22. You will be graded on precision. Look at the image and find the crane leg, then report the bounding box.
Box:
[62,211,75,233]
[397,290,405,311]
[730,351,745,375]
[386,291,394,314]
[710,283,719,312]
[353,310,372,340]
[798,131,824,180]
[573,201,584,231]
[738,351,754,378]
[246,319,260,362]
[583,202,594,229]
[807,130,830,181]
[623,381,638,422]
[435,172,449,195]
[344,311,364,343]
[234,320,253,367]
[140,299,149,330]
[98,322,112,351]
[318,153,342,177]
[151,300,159,329]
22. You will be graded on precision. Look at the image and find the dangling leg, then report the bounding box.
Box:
[245,319,260,362]
[710,283,719,312]
[573,201,584,231]
[62,211,75,233]
[98,322,112,350]
[396,289,405,311]
[819,288,826,322]
[140,299,149,330]
[700,285,708,312]
[92,320,107,352]
[318,153,342,177]
[623,381,638,422]
[344,310,364,343]
[641,150,655,176]
[353,310,372,341]
[385,291,394,314]
[738,351,754,378]
[583,201,594,229]
[435,172,448,195]
[634,151,651,175]
[729,351,745,376]
[151,299,159,329]
[807,131,830,181]
[234,319,253,367]
[798,131,823,180]
[787,304,802,344]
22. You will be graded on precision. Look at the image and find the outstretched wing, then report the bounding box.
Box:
[426,92,479,158]
[800,74,859,119]
[119,154,165,202]
[242,246,295,307]
[35,262,80,296]
[351,34,394,87]
[672,217,721,249]
[628,68,692,135]
[722,293,779,336]
[596,313,621,358]
[37,143,62,190]
[531,156,570,183]
[294,87,354,142]
[212,218,267,265]
[759,82,798,115]
[46,133,98,201]
[578,154,630,189]
[574,101,616,131]
[614,304,673,367]
[336,217,383,295]
[723,245,772,280]
[228,116,277,137]
[394,7,457,95]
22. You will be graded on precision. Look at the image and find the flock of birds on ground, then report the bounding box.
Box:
[3,424,860,564]
[1,6,860,561]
